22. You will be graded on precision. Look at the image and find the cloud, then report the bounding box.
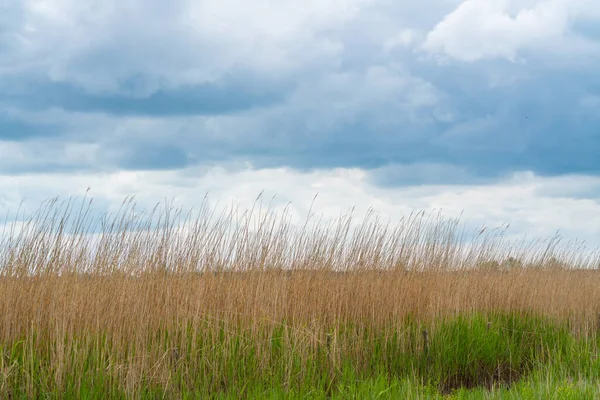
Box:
[368,162,486,186]
[2,55,599,177]
[117,142,192,171]
[1,166,599,250]
[423,0,600,62]
[1,73,289,117]
[0,0,600,249]
[532,174,600,200]
[7,0,366,92]
[0,112,59,140]
[0,139,102,174]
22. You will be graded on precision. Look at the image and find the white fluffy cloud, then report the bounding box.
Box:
[423,0,598,61]
[8,0,371,92]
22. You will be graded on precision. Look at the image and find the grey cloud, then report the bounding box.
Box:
[117,142,192,171]
[367,162,487,187]
[532,176,600,200]
[1,74,290,117]
[0,113,60,141]
[0,0,599,183]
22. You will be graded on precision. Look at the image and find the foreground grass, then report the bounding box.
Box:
[0,195,599,398]
[2,309,599,398]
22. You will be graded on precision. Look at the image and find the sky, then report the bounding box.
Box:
[1,0,600,250]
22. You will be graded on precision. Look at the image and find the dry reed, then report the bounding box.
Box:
[0,194,598,396]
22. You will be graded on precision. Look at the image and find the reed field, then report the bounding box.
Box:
[1,194,600,399]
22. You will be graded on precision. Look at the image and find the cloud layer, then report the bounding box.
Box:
[2,167,600,249]
[1,0,599,246]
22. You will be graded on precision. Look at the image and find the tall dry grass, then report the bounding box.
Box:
[0,194,599,396]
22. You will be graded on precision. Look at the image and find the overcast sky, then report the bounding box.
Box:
[1,0,600,248]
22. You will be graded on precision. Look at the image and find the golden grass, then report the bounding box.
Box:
[3,268,600,339]
[1,195,599,332]
[0,195,599,396]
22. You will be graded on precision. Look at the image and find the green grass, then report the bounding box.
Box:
[1,312,599,399]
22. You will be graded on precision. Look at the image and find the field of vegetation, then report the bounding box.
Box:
[1,195,600,399]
